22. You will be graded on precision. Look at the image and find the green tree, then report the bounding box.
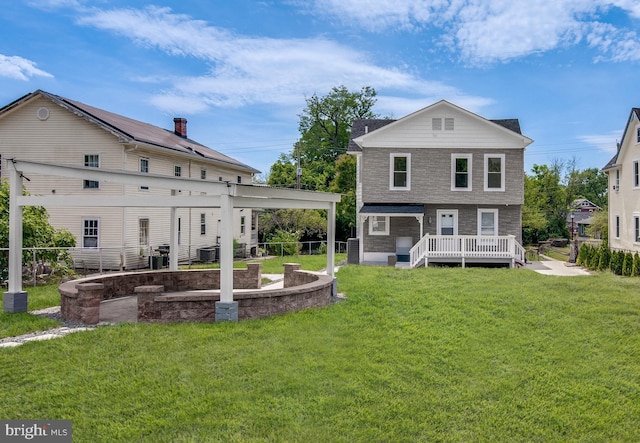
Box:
[566,167,608,209]
[266,85,380,241]
[0,180,76,280]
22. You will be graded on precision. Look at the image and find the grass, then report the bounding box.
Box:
[1,266,640,441]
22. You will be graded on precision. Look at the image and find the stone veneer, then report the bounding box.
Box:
[59,263,335,324]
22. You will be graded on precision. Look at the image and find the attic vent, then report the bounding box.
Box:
[432,118,442,131]
[36,107,49,121]
[445,117,454,131]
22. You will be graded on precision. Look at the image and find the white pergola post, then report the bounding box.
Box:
[3,165,27,312]
[327,201,337,296]
[216,190,238,321]
[169,206,178,271]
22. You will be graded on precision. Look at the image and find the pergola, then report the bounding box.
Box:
[2,159,341,321]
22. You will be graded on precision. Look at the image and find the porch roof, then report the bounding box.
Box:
[359,204,424,216]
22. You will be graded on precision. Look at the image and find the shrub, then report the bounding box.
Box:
[266,230,301,256]
[597,241,611,271]
[610,250,624,275]
[587,248,601,271]
[633,253,640,277]
[577,243,591,266]
[622,252,634,276]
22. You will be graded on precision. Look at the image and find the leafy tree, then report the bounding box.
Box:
[266,86,380,241]
[586,209,608,240]
[565,166,608,209]
[0,180,76,280]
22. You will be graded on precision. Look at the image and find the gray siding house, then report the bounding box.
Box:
[348,100,533,267]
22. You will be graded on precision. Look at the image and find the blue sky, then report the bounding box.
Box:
[1,1,639,176]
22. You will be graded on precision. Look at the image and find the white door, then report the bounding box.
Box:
[436,210,459,252]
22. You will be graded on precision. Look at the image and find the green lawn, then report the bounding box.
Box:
[1,266,639,442]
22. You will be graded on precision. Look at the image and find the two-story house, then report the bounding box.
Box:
[348,100,533,267]
[603,107,640,252]
[0,90,260,270]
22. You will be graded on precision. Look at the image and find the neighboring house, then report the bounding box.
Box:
[0,90,260,270]
[567,198,602,238]
[603,107,640,252]
[348,100,533,267]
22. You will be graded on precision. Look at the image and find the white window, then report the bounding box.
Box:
[139,218,149,247]
[615,169,620,190]
[390,154,410,190]
[635,215,640,243]
[240,216,246,234]
[615,215,620,239]
[369,216,389,236]
[140,158,149,190]
[82,218,99,249]
[237,175,242,184]
[636,126,640,143]
[484,154,505,191]
[634,161,640,188]
[200,213,206,235]
[83,154,100,189]
[451,154,472,191]
[478,209,499,236]
[201,168,207,180]
[174,165,182,177]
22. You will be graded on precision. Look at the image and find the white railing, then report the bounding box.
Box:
[409,234,525,268]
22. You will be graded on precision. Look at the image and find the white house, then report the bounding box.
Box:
[603,107,640,252]
[0,90,260,270]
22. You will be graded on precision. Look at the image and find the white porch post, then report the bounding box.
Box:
[216,190,238,321]
[3,165,27,312]
[327,201,336,278]
[169,206,178,271]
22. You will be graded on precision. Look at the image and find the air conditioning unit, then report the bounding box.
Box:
[613,185,619,191]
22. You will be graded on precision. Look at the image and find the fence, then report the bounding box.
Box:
[0,241,348,286]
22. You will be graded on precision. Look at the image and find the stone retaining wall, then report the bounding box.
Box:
[59,263,335,324]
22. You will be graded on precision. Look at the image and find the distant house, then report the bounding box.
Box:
[348,100,533,267]
[603,107,640,251]
[567,198,601,239]
[0,90,260,270]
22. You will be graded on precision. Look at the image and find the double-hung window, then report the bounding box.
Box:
[200,213,206,235]
[139,218,149,248]
[484,154,505,191]
[369,216,389,236]
[634,161,640,188]
[140,158,149,190]
[240,216,246,235]
[451,154,472,190]
[82,218,99,249]
[390,154,410,190]
[615,215,620,239]
[635,215,640,243]
[478,209,499,236]
[83,154,100,189]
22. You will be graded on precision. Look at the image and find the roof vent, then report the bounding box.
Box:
[37,107,49,121]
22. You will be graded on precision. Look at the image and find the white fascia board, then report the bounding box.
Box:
[17,195,222,208]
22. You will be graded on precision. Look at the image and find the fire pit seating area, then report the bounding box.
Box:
[58,263,335,324]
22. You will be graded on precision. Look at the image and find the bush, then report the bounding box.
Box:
[266,230,301,256]
[622,252,634,276]
[597,241,610,271]
[587,248,601,271]
[610,250,624,275]
[577,243,591,266]
[633,253,640,277]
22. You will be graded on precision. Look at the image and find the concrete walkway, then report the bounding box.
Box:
[525,255,591,276]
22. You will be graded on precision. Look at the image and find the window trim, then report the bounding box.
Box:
[368,215,390,236]
[139,157,149,191]
[635,214,640,243]
[477,209,499,236]
[633,160,640,189]
[82,217,99,250]
[200,213,206,236]
[451,154,472,191]
[240,216,246,235]
[636,125,640,144]
[200,168,207,180]
[174,164,182,177]
[484,153,505,192]
[389,153,411,191]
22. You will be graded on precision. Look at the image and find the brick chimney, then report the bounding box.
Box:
[173,117,187,138]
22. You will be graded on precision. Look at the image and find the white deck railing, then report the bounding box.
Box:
[409,234,525,268]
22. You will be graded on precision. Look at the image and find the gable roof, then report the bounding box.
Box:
[0,90,260,174]
[602,108,640,171]
[348,100,531,152]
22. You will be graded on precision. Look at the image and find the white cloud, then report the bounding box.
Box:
[75,6,489,113]
[0,54,53,81]
[294,0,640,63]
[578,131,620,154]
